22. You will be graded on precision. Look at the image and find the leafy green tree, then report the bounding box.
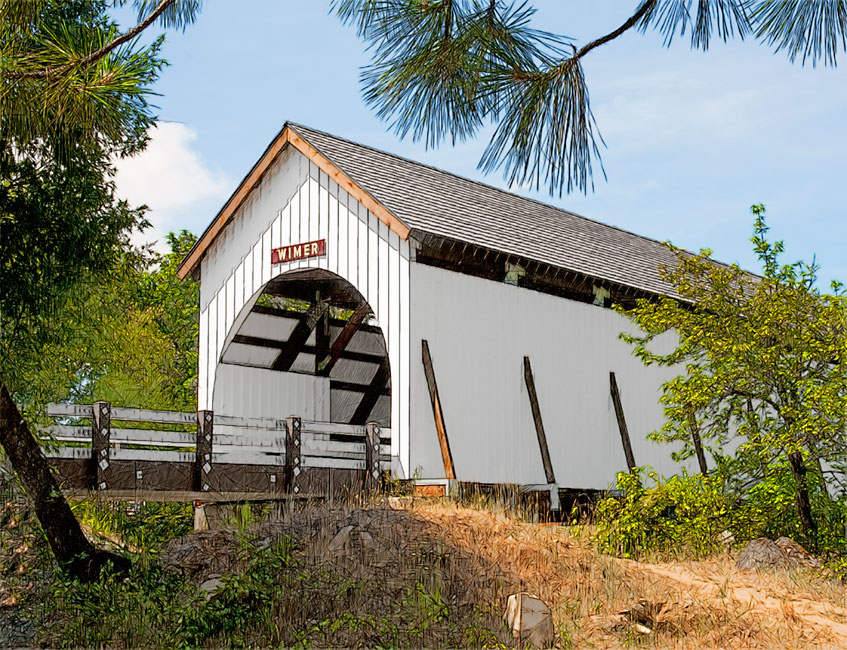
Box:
[335,1,847,195]
[80,231,199,411]
[617,205,847,547]
[0,0,198,579]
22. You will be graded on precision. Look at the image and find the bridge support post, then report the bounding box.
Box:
[91,401,111,490]
[365,422,381,494]
[195,410,214,492]
[285,416,302,495]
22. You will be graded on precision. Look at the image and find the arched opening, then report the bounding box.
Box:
[212,268,391,427]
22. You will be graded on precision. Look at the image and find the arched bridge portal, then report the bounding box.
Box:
[213,268,391,428]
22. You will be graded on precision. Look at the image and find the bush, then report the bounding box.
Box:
[594,469,738,559]
[595,467,847,562]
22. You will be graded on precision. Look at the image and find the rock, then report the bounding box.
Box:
[504,592,554,649]
[199,577,224,600]
[328,525,354,554]
[719,529,735,550]
[737,537,819,571]
[737,538,786,570]
[775,536,822,569]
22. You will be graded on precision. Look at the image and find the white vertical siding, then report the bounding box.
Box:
[408,263,693,490]
[197,147,411,476]
[213,364,330,421]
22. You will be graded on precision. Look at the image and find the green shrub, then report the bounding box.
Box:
[595,467,847,561]
[594,469,736,559]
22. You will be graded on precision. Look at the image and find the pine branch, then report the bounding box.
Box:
[9,0,176,80]
[573,0,657,61]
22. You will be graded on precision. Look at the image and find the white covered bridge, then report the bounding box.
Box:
[169,122,699,504]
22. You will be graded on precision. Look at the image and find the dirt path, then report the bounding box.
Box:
[631,560,847,642]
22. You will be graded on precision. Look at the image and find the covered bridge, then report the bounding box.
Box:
[177,122,696,501]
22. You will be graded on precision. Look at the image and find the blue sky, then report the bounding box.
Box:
[114,2,847,287]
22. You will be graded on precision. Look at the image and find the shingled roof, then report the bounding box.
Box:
[288,123,680,297]
[180,121,684,297]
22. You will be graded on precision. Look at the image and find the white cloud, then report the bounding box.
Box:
[114,122,231,250]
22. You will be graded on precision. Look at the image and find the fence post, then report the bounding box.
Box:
[195,410,214,492]
[365,422,381,493]
[285,416,302,495]
[91,401,111,490]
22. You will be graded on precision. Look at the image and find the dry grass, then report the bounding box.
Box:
[159,497,847,648]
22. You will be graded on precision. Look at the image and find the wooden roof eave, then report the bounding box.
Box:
[176,124,412,281]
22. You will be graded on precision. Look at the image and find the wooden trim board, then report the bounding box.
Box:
[523,357,556,485]
[609,371,637,472]
[421,340,456,480]
[177,124,411,280]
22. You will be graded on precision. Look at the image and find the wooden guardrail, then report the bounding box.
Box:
[43,403,391,494]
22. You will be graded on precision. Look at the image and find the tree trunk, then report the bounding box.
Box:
[788,451,817,549]
[0,383,129,580]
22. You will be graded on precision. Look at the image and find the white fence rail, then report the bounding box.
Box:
[43,402,392,492]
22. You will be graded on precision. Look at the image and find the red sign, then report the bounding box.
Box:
[271,239,326,264]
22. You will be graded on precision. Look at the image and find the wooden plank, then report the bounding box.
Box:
[92,401,111,489]
[213,448,286,466]
[110,406,197,426]
[46,426,194,447]
[302,456,364,470]
[301,420,367,436]
[50,403,198,427]
[195,410,214,492]
[112,448,195,463]
[314,303,329,375]
[63,489,325,503]
[232,334,384,366]
[110,429,196,446]
[349,358,391,425]
[523,357,556,485]
[44,425,91,440]
[421,340,456,480]
[331,380,390,396]
[609,372,637,472]
[301,438,366,457]
[285,416,302,494]
[46,403,94,418]
[213,433,284,447]
[213,413,287,429]
[364,422,382,491]
[318,303,370,376]
[47,447,194,464]
[45,447,95,460]
[687,411,709,476]
[270,300,329,372]
[250,304,385,335]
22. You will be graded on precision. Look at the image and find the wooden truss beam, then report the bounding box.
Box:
[318,303,369,376]
[609,372,637,472]
[421,340,456,480]
[349,358,391,425]
[231,335,384,366]
[314,306,329,375]
[331,379,390,396]
[270,299,329,372]
[250,305,384,335]
[523,357,556,485]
